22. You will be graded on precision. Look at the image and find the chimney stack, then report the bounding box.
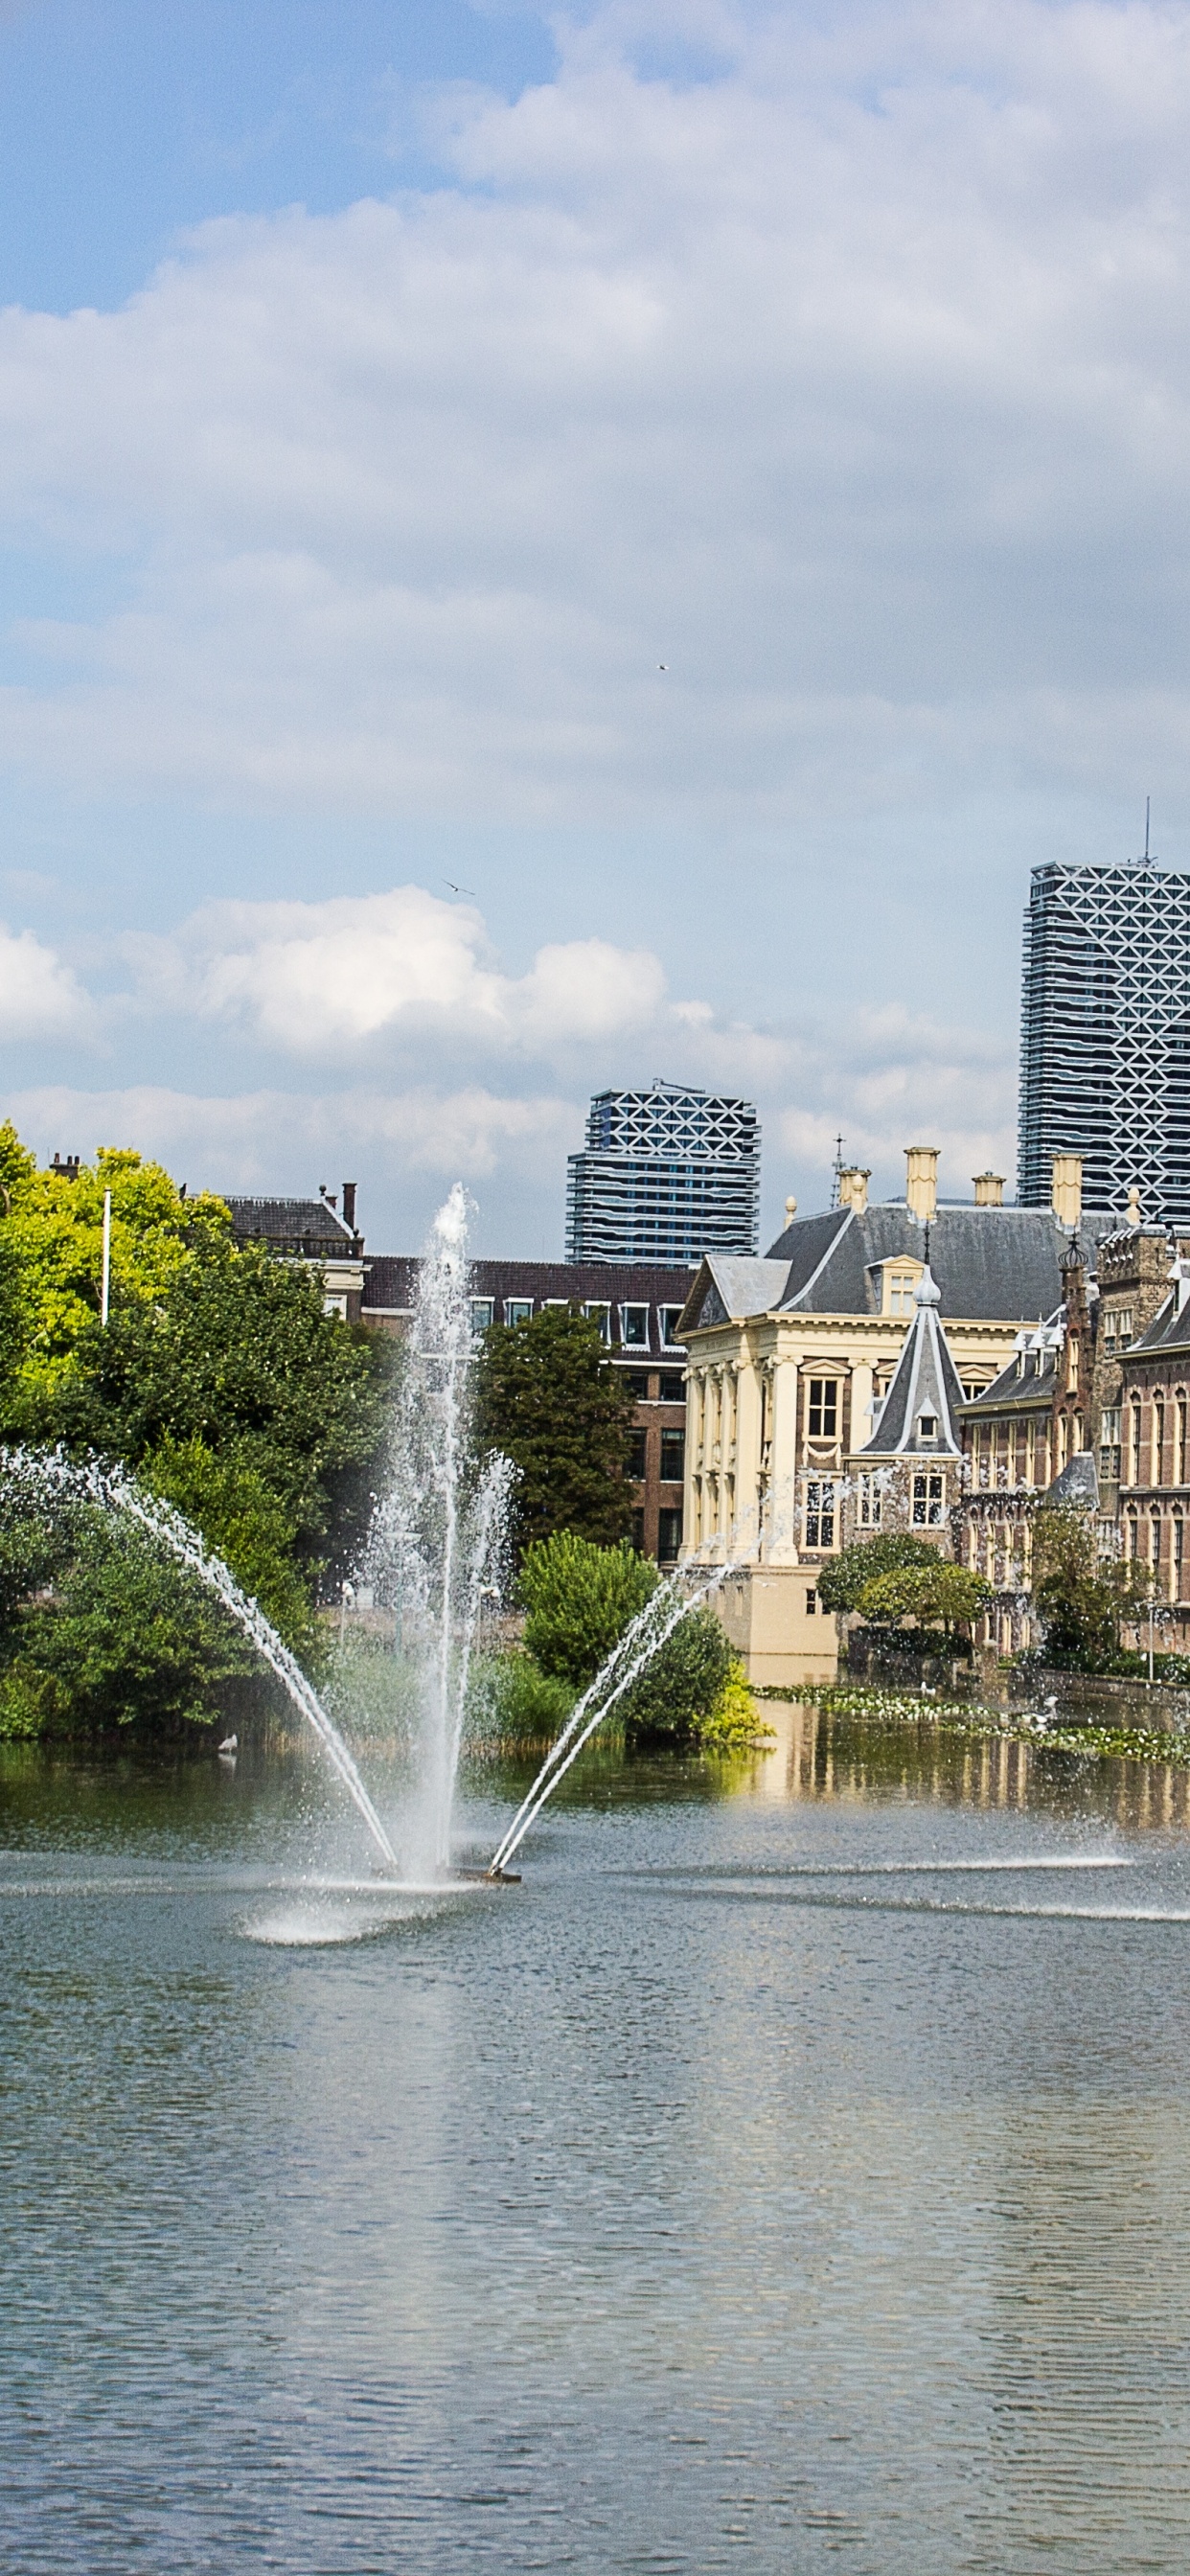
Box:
[973,1171,1005,1207]
[342,1181,357,1233]
[837,1166,870,1215]
[904,1146,938,1225]
[1050,1154,1083,1230]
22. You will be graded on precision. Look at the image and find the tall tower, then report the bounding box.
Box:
[1018,860,1190,1224]
[565,1080,760,1263]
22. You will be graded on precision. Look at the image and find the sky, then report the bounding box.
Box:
[0,0,1187,1255]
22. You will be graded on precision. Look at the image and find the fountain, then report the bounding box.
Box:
[364,1183,514,1878]
[0,1443,399,1869]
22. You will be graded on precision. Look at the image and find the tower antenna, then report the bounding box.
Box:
[1135,796,1156,866]
[830,1134,846,1209]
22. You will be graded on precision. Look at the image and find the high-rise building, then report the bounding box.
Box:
[566,1081,760,1264]
[1018,860,1190,1225]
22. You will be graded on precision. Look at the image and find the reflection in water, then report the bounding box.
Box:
[5,1711,1190,2572]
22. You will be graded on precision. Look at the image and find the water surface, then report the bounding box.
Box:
[5,1702,1190,2572]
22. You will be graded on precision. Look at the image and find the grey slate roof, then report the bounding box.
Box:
[958,1314,1064,1418]
[858,1269,965,1457]
[762,1201,1115,1323]
[225,1196,358,1257]
[1049,1452,1100,1507]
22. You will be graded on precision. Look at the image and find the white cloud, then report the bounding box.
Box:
[130,885,672,1057]
[0,2,1188,816]
[0,920,92,1042]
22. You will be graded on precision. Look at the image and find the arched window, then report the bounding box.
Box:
[1174,1513,1185,1603]
[1129,1402,1142,1486]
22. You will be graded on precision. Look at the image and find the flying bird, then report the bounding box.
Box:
[658,662,667,671]
[443,878,476,896]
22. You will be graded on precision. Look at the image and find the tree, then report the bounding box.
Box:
[1031,1505,1148,1669]
[857,1561,994,1639]
[0,1126,229,1414]
[815,1531,942,1617]
[474,1305,637,1553]
[520,1530,658,1684]
[620,1605,734,1745]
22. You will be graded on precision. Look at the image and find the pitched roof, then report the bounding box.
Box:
[225,1196,357,1257]
[765,1201,1114,1322]
[1128,1260,1190,1359]
[858,1267,965,1457]
[958,1313,1065,1417]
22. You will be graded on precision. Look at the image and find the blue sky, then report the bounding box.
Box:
[0,0,1186,1253]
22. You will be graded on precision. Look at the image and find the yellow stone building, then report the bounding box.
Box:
[677,1148,1095,1685]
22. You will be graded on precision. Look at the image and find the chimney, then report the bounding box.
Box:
[837,1166,870,1214]
[342,1182,357,1232]
[1050,1154,1083,1229]
[904,1146,938,1225]
[973,1171,1004,1207]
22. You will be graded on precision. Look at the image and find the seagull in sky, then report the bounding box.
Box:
[443,878,476,896]
[658,662,667,671]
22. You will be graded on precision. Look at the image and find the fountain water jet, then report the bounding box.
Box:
[364,1184,514,1878]
[2,1446,399,1870]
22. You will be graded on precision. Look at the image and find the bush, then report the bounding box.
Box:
[472,1650,575,1747]
[520,1531,658,1686]
[697,1655,775,1752]
[621,1604,734,1745]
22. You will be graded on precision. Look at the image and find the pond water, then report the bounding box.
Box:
[6,1700,1190,2573]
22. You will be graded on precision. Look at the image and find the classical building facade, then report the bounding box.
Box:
[679,1147,1099,1682]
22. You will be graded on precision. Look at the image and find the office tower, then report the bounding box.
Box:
[1018,860,1190,1226]
[566,1081,761,1264]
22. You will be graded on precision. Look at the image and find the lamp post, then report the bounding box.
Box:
[100,1188,111,1326]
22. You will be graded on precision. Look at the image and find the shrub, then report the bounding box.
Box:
[621,1604,734,1745]
[473,1650,575,1747]
[520,1531,658,1686]
[856,1562,993,1638]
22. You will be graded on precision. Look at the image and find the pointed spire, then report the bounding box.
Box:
[859,1262,964,1457]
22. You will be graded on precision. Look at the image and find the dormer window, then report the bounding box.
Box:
[917,1413,937,1440]
[881,1261,922,1317]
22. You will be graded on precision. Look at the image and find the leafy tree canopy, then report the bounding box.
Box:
[1031,1504,1149,1669]
[857,1562,994,1636]
[0,1123,230,1407]
[520,1530,657,1685]
[475,1305,636,1554]
[815,1531,941,1616]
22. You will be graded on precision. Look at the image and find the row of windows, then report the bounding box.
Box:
[628,1428,686,1482]
[469,1297,686,1346]
[803,1472,949,1552]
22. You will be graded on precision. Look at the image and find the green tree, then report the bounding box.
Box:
[620,1605,734,1745]
[475,1305,637,1553]
[520,1530,658,1684]
[815,1531,942,1616]
[0,1125,229,1413]
[1031,1505,1149,1668]
[857,1561,994,1639]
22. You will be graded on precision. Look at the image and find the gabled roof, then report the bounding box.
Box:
[959,1311,1065,1417]
[858,1268,965,1457]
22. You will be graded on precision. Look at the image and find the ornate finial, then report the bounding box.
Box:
[784,1194,797,1223]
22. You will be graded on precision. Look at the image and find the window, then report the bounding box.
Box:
[657,1507,682,1563]
[659,1307,685,1349]
[1128,1403,1142,1484]
[961,1379,986,1402]
[505,1298,533,1326]
[1175,1517,1185,1599]
[658,1371,685,1402]
[624,1370,652,1399]
[857,1473,881,1530]
[323,1292,348,1319]
[912,1471,945,1526]
[628,1428,649,1480]
[660,1428,685,1482]
[469,1297,494,1334]
[804,1479,835,1548]
[1100,1407,1122,1480]
[917,1413,937,1440]
[619,1302,650,1347]
[631,1509,645,1552]
[584,1301,611,1345]
[1066,1337,1079,1391]
[807,1379,838,1438]
[1105,1306,1134,1352]
[885,1267,918,1317]
[805,1588,818,1616]
[1155,1400,1166,1484]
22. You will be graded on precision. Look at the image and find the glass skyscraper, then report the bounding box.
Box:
[1018,860,1190,1225]
[566,1082,761,1264]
